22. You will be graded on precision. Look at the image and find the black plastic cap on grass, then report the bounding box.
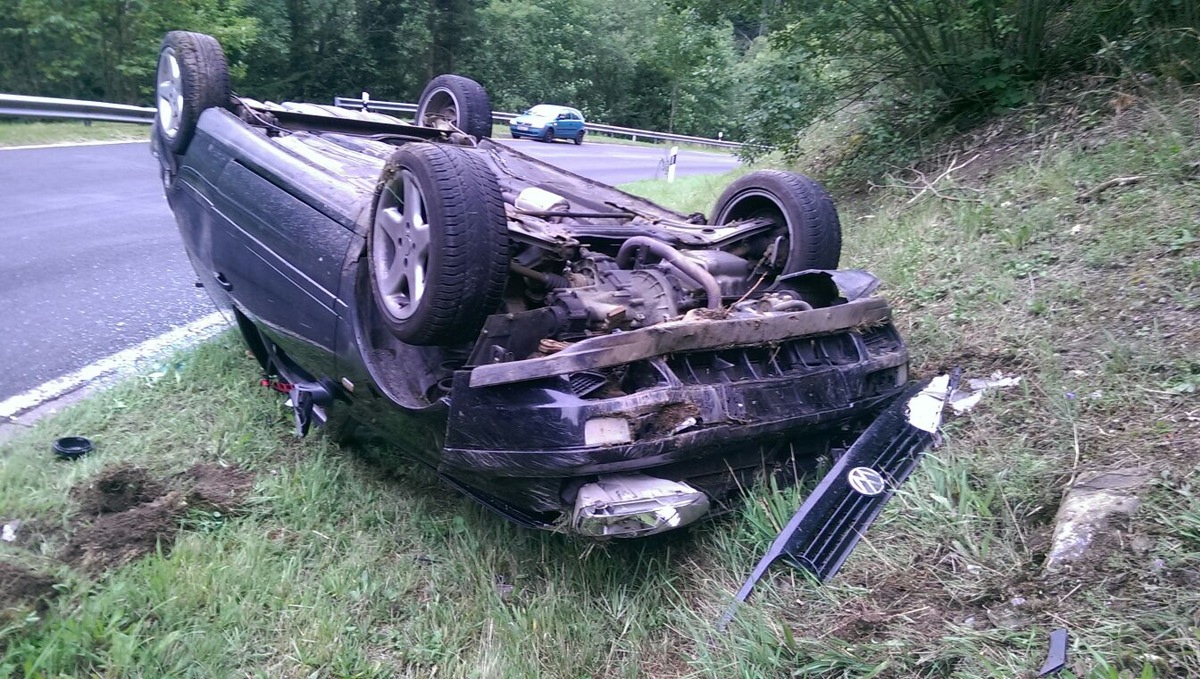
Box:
[53,436,93,460]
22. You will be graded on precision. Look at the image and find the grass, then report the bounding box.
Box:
[0,121,149,147]
[620,170,751,215]
[2,86,1198,677]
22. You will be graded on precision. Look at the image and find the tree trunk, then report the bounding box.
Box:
[669,81,678,133]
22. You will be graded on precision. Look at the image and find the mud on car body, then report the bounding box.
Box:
[153,31,911,539]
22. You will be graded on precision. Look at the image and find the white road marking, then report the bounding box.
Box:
[0,311,228,420]
[0,139,149,152]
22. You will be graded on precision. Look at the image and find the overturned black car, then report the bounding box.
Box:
[153,31,915,541]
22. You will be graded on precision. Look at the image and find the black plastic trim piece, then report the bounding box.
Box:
[717,375,955,630]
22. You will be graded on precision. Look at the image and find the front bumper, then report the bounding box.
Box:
[510,124,546,138]
[439,304,910,522]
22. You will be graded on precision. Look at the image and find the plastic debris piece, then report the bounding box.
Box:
[950,390,984,414]
[967,374,1022,391]
[907,374,951,433]
[1,520,19,542]
[52,436,94,460]
[948,373,1023,415]
[1038,628,1069,676]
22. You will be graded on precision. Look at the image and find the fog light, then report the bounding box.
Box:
[584,417,631,446]
[573,474,711,538]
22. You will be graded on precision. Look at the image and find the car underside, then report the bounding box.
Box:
[154,31,916,540]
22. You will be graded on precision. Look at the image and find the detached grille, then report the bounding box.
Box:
[718,380,936,630]
[787,417,930,579]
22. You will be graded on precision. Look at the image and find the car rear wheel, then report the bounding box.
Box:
[542,127,555,143]
[710,170,842,273]
[414,75,493,139]
[574,130,585,145]
[155,31,230,155]
[369,144,509,345]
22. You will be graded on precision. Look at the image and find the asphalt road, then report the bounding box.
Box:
[0,138,739,404]
[0,142,212,402]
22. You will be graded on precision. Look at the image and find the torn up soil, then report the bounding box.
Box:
[61,463,254,572]
[71,464,165,515]
[178,462,255,513]
[0,561,58,609]
[62,491,187,571]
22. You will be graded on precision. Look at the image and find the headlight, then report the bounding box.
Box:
[573,474,711,538]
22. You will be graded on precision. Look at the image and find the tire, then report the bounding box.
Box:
[573,130,585,145]
[414,75,493,139]
[710,170,842,272]
[155,31,230,155]
[369,144,509,345]
[542,127,555,143]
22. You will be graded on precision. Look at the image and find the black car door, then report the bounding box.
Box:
[198,110,360,377]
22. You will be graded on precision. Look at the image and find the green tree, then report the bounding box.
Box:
[636,8,736,135]
[0,0,257,103]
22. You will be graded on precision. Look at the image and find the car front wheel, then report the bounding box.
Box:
[368,144,509,345]
[542,127,555,143]
[710,170,843,273]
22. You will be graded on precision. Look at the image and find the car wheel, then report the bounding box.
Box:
[542,127,555,143]
[414,75,493,139]
[155,31,230,155]
[369,144,509,345]
[710,170,842,272]
[574,130,585,145]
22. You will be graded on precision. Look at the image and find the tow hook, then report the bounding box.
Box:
[288,381,335,437]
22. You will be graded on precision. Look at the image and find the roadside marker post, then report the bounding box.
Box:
[666,145,678,183]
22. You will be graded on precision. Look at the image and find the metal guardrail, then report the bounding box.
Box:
[0,94,155,124]
[333,96,743,150]
[0,92,742,151]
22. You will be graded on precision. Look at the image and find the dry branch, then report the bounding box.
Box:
[873,154,984,204]
[1076,175,1148,202]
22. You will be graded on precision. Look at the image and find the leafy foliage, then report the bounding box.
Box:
[0,0,259,103]
[1,0,1197,157]
[0,0,743,138]
[713,0,1200,161]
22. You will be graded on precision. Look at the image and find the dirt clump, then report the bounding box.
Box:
[62,491,187,571]
[639,403,702,438]
[0,561,59,609]
[71,464,166,515]
[178,463,255,513]
[60,462,255,572]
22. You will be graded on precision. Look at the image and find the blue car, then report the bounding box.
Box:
[509,104,586,144]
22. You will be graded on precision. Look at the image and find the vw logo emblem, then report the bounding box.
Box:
[847,467,886,496]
